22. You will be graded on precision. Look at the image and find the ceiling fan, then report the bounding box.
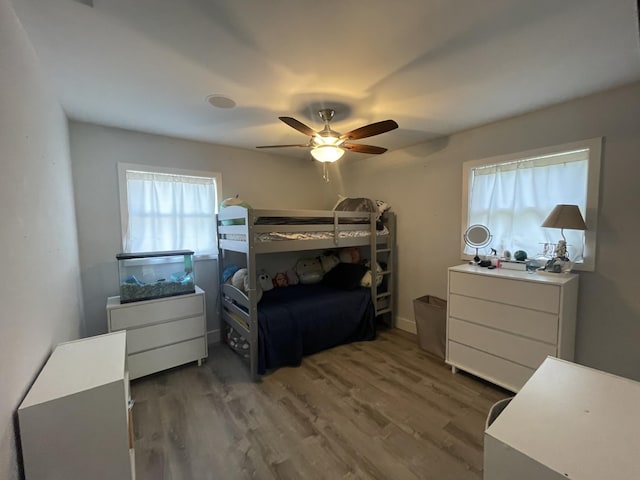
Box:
[256,109,399,162]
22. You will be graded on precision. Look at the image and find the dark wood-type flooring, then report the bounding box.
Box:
[131,328,511,480]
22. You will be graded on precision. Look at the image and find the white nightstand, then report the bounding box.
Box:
[107,286,207,379]
[19,331,135,480]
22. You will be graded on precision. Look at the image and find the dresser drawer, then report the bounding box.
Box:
[449,271,560,313]
[124,315,205,354]
[109,294,204,330]
[447,341,534,392]
[449,318,556,369]
[449,294,559,344]
[128,337,206,380]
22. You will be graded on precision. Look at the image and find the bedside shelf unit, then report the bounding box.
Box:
[18,331,134,480]
[107,286,207,380]
[446,264,578,392]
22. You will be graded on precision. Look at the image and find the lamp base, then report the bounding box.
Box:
[554,239,568,258]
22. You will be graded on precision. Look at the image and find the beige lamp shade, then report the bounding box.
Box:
[541,204,587,231]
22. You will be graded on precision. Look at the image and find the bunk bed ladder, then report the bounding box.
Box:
[371,212,395,328]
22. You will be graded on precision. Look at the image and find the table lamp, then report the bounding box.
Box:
[541,204,587,261]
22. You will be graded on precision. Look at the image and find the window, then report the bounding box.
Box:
[118,163,222,257]
[462,138,601,271]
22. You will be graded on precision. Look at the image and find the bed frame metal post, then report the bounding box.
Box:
[215,212,224,348]
[246,207,260,381]
[370,213,378,316]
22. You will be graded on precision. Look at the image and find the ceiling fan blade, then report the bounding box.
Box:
[279,117,317,137]
[256,144,309,149]
[342,143,388,154]
[340,119,399,141]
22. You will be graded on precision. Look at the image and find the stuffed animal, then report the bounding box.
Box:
[360,260,383,287]
[272,272,288,288]
[231,268,248,291]
[230,268,263,302]
[339,247,361,264]
[295,257,324,284]
[257,269,274,292]
[285,269,299,285]
[319,252,340,273]
[271,269,299,288]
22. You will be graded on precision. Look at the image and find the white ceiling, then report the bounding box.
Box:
[11,0,640,159]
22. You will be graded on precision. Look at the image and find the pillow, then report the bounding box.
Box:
[322,262,368,290]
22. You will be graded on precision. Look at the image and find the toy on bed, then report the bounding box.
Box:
[295,257,324,284]
[226,267,273,302]
[360,260,384,287]
[339,247,361,264]
[272,269,299,288]
[319,252,340,273]
[333,195,390,230]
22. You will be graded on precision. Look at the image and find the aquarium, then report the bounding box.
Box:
[116,250,195,303]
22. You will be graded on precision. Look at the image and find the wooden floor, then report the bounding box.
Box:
[131,329,510,480]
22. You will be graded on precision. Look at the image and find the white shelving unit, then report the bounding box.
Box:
[18,331,135,480]
[446,264,578,392]
[485,357,640,479]
[107,286,207,380]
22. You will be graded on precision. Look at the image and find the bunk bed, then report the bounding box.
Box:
[216,204,396,380]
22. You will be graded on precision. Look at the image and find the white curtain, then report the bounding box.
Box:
[124,171,217,255]
[467,150,588,262]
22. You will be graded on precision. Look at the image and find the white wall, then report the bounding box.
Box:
[0,1,84,478]
[340,81,640,381]
[69,122,335,340]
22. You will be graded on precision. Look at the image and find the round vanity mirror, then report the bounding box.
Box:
[464,224,492,263]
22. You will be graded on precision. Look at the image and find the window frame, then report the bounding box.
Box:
[461,138,601,271]
[117,162,222,260]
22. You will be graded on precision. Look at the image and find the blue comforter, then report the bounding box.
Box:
[258,284,376,374]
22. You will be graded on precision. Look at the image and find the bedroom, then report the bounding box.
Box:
[2,0,640,478]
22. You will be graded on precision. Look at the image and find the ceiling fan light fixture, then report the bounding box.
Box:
[314,135,341,146]
[310,145,344,163]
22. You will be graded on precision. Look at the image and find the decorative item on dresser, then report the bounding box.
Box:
[463,224,492,264]
[541,203,588,272]
[446,264,578,392]
[107,286,207,380]
[18,331,135,480]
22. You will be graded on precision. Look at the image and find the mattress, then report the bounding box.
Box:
[225,225,389,242]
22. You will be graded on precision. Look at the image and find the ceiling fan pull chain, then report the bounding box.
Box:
[323,163,330,183]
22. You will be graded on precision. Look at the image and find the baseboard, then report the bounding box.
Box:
[395,316,417,335]
[207,328,221,345]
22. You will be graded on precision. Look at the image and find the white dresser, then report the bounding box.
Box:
[484,357,640,479]
[107,286,207,380]
[19,331,135,480]
[446,264,578,392]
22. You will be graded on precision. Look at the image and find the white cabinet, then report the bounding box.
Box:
[446,264,578,392]
[107,286,207,380]
[18,331,134,480]
[484,357,640,479]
